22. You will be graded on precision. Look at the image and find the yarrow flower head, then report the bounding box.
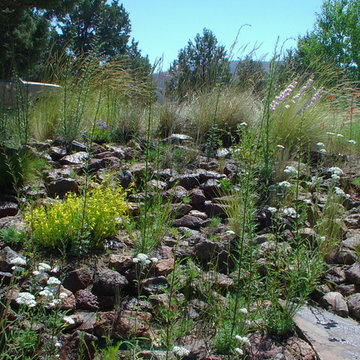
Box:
[282,207,297,218]
[47,277,61,286]
[328,167,344,176]
[235,335,251,347]
[38,263,51,272]
[10,257,27,266]
[268,207,277,214]
[15,292,37,308]
[276,144,285,150]
[348,139,356,145]
[234,347,244,356]
[319,148,327,154]
[316,142,324,147]
[284,165,297,175]
[133,253,156,267]
[173,346,190,357]
[278,181,291,189]
[334,187,350,199]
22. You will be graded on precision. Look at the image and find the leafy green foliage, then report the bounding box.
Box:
[295,0,360,81]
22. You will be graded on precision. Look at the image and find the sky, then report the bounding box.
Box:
[120,0,325,71]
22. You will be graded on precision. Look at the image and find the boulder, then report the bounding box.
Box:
[92,269,128,296]
[321,291,349,317]
[63,268,93,293]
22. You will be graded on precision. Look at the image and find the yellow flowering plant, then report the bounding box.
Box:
[25,183,129,252]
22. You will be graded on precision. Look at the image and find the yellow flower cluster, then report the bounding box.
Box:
[25,184,129,251]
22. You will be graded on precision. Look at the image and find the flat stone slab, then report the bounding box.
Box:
[294,304,360,360]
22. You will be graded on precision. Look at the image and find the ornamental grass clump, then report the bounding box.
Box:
[25,183,129,252]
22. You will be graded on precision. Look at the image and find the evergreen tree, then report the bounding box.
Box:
[167,28,231,100]
[0,5,49,80]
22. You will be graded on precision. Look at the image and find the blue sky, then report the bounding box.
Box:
[120,0,324,71]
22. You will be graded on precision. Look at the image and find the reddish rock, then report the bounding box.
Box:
[63,268,93,293]
[60,287,76,310]
[248,331,316,360]
[109,254,133,273]
[154,258,175,276]
[94,311,152,339]
[75,290,99,311]
[59,331,97,360]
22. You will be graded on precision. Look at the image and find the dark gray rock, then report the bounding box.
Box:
[172,215,205,229]
[294,304,360,359]
[165,185,188,203]
[0,201,18,218]
[189,188,206,206]
[194,240,222,261]
[200,178,222,198]
[345,262,360,284]
[325,266,346,284]
[47,178,79,198]
[204,200,229,218]
[0,246,26,272]
[347,293,360,321]
[92,269,128,296]
[141,276,168,294]
[60,151,88,165]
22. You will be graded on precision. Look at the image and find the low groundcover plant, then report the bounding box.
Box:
[25,182,129,252]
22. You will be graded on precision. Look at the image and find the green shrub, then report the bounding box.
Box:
[25,182,129,252]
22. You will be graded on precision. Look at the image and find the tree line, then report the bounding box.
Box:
[0,0,359,99]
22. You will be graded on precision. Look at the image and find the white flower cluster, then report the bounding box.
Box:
[278,181,291,189]
[10,256,27,272]
[15,292,37,308]
[334,187,350,199]
[284,166,297,175]
[328,167,344,176]
[173,346,190,357]
[268,207,277,214]
[282,207,297,218]
[133,253,158,267]
[235,335,251,347]
[39,275,66,308]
